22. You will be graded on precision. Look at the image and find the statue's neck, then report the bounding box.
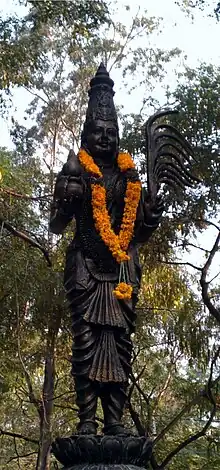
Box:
[93,154,118,175]
[82,145,119,175]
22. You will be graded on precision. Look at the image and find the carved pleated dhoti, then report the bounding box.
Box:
[64,245,138,429]
[64,265,135,383]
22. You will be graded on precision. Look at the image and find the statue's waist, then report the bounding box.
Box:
[65,240,141,289]
[85,258,118,281]
[71,231,118,273]
[66,240,118,281]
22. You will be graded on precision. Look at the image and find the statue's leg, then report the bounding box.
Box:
[99,328,133,435]
[72,319,98,435]
[74,376,98,434]
[100,382,128,435]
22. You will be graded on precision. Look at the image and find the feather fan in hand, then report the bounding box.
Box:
[145,109,200,203]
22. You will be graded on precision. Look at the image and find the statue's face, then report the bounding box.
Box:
[86,119,119,160]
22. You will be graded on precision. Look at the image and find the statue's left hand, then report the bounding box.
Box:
[143,194,164,227]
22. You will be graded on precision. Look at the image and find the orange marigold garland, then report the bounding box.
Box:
[78,148,141,300]
[117,152,135,171]
[119,181,142,251]
[78,148,102,177]
[91,183,130,263]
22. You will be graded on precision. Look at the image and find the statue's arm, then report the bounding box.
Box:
[49,192,74,235]
[134,188,164,244]
[49,150,84,235]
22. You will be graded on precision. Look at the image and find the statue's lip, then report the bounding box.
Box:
[96,143,110,149]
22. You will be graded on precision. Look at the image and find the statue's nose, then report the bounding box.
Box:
[102,129,108,140]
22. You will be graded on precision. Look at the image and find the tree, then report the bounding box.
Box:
[0,0,109,107]
[125,62,220,469]
[113,60,220,467]
[0,3,220,470]
[176,0,220,20]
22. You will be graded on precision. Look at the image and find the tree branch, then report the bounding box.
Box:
[159,405,216,469]
[153,371,172,409]
[127,391,145,436]
[158,257,202,271]
[195,218,220,231]
[179,241,211,254]
[127,391,162,470]
[7,451,38,464]
[14,435,21,469]
[0,216,52,267]
[108,8,151,72]
[0,429,38,444]
[153,374,220,447]
[130,371,150,405]
[158,347,219,469]
[178,217,220,232]
[1,187,52,201]
[200,230,220,324]
[60,116,79,146]
[208,270,220,284]
[15,289,43,420]
[108,13,138,69]
[23,86,49,105]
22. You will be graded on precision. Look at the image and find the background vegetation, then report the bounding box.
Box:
[0,0,219,468]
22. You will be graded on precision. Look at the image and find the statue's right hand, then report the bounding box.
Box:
[63,149,82,178]
[54,174,84,202]
[54,150,84,202]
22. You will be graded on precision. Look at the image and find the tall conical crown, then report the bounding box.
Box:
[84,63,118,126]
[89,62,114,94]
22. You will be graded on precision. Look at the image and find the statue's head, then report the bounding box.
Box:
[81,63,119,161]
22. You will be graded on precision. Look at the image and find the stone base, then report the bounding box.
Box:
[51,435,152,469]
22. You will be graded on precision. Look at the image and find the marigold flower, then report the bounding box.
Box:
[77,148,141,299]
[113,282,133,300]
[78,148,102,177]
[117,153,135,171]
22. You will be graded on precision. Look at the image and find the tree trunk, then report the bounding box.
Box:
[36,309,61,470]
[39,351,55,470]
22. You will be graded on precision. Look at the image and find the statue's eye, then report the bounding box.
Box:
[107,129,117,137]
[94,127,102,134]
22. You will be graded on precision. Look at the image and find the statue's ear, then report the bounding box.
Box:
[117,130,120,146]
[81,123,88,148]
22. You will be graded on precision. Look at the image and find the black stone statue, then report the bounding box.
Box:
[50,64,199,468]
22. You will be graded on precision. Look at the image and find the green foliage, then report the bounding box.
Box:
[172,64,220,216]
[0,145,73,468]
[176,0,220,20]
[26,0,109,31]
[0,2,220,469]
[0,0,109,104]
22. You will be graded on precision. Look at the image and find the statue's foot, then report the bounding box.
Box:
[77,420,98,435]
[103,423,134,436]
